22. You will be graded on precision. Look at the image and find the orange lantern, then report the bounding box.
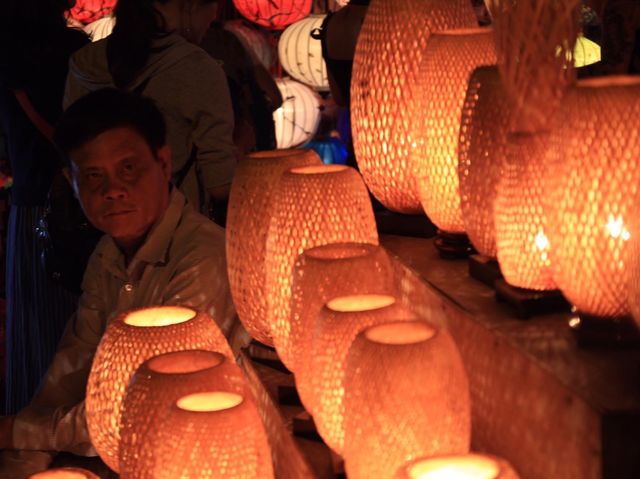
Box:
[265,164,378,366]
[394,453,520,479]
[343,320,470,479]
[458,66,510,258]
[232,0,312,30]
[119,350,246,478]
[544,76,640,317]
[153,391,273,478]
[226,149,321,346]
[28,469,99,479]
[351,0,477,213]
[306,295,415,455]
[630,213,640,326]
[86,306,232,472]
[413,28,496,239]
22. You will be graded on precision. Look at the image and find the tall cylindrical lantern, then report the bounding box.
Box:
[351,0,477,213]
[344,320,470,479]
[226,149,320,346]
[265,165,378,367]
[458,66,510,258]
[629,206,640,326]
[86,306,232,472]
[413,28,496,236]
[544,76,640,317]
[153,391,274,478]
[494,132,556,290]
[393,454,520,479]
[278,15,329,91]
[232,0,312,30]
[28,469,99,479]
[273,78,322,149]
[84,15,115,42]
[224,20,276,69]
[119,350,245,478]
[306,295,414,455]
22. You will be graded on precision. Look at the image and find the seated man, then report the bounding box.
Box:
[0,88,243,475]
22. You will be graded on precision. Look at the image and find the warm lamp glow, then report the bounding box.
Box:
[265,165,378,370]
[177,391,244,411]
[572,35,601,68]
[327,294,395,312]
[413,28,497,233]
[226,149,321,346]
[232,0,311,30]
[351,0,477,213]
[86,306,233,472]
[344,320,471,479]
[28,469,99,479]
[394,454,520,479]
[630,213,640,325]
[544,76,640,316]
[273,78,322,148]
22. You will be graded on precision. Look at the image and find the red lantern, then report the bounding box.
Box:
[232,0,312,30]
[68,0,116,25]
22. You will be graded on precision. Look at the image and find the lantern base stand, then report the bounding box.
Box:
[494,279,571,319]
[434,231,475,259]
[375,210,437,238]
[468,254,503,287]
[569,313,640,349]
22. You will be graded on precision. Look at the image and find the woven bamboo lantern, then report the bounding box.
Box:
[84,14,115,42]
[278,15,329,91]
[306,295,415,455]
[413,28,496,240]
[630,205,640,326]
[544,76,640,317]
[344,320,470,479]
[119,350,246,478]
[458,66,510,258]
[28,469,99,479]
[224,20,276,69]
[232,0,311,30]
[226,149,320,346]
[394,453,520,479]
[273,78,322,148]
[153,391,274,478]
[68,0,116,25]
[86,306,232,472]
[266,164,378,367]
[351,0,477,213]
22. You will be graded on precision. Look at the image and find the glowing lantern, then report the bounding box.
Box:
[573,35,601,68]
[344,320,471,479]
[544,76,640,317]
[273,78,322,149]
[68,0,116,25]
[393,453,520,479]
[630,208,640,326]
[86,306,233,472]
[306,295,414,455]
[266,165,378,367]
[27,469,99,479]
[458,66,509,257]
[119,350,246,478]
[84,15,115,42]
[232,0,312,30]
[224,20,276,69]
[351,0,477,213]
[413,28,496,235]
[226,149,321,346]
[153,391,274,478]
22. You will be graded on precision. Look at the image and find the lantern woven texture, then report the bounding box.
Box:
[544,76,640,317]
[458,66,509,257]
[86,306,233,472]
[394,453,520,479]
[413,28,497,233]
[630,206,640,326]
[307,295,415,455]
[153,391,274,479]
[226,149,320,345]
[350,0,477,214]
[119,350,246,478]
[494,132,556,290]
[224,20,275,69]
[279,15,329,91]
[232,0,312,30]
[28,469,99,479]
[265,164,378,368]
[344,320,471,479]
[84,15,115,42]
[273,78,322,149]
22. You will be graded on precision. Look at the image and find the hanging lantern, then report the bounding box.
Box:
[86,306,233,472]
[351,0,477,213]
[226,149,321,346]
[273,78,322,149]
[458,66,510,258]
[306,295,414,455]
[266,165,378,367]
[544,76,640,317]
[84,15,115,42]
[343,320,471,479]
[119,350,246,478]
[224,20,276,69]
[393,453,520,479]
[232,0,312,30]
[27,469,99,479]
[68,0,116,25]
[306,137,349,165]
[278,15,329,91]
[572,35,601,68]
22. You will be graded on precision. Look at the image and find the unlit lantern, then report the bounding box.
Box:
[273,78,322,149]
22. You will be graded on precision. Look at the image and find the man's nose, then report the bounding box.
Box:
[102,176,127,200]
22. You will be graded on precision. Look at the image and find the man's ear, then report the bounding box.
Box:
[157,144,172,180]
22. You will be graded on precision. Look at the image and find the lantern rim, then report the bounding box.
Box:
[405,453,502,479]
[327,294,396,312]
[176,391,244,412]
[28,468,97,479]
[364,320,436,345]
[248,149,311,160]
[146,350,225,375]
[432,27,492,37]
[289,164,348,175]
[304,242,379,261]
[576,75,640,88]
[123,306,196,328]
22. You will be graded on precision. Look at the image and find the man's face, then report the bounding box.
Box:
[66,127,172,249]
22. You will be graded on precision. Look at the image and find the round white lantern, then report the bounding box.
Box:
[84,15,115,42]
[273,78,321,149]
[224,20,276,69]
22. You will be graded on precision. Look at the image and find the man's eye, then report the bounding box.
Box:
[85,171,103,180]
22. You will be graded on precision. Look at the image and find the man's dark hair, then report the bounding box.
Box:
[54,88,166,161]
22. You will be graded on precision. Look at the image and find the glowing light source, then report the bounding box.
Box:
[393,453,520,479]
[273,78,322,149]
[27,469,99,479]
